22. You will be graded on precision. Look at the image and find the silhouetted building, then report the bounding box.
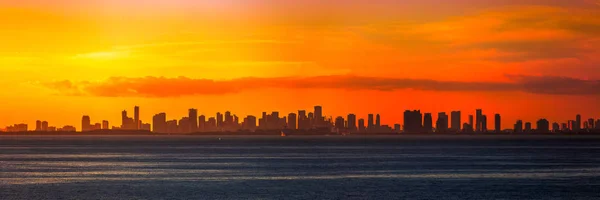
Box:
[134,106,140,130]
[514,120,523,133]
[476,109,483,132]
[561,123,568,132]
[189,109,198,133]
[153,113,167,133]
[404,110,423,133]
[41,121,48,131]
[450,111,461,132]
[59,125,76,132]
[199,115,206,132]
[537,119,550,133]
[375,114,381,128]
[552,123,560,133]
[525,122,532,132]
[436,112,449,133]
[469,115,474,130]
[166,120,178,134]
[588,118,595,130]
[575,114,581,132]
[287,113,297,130]
[244,115,257,131]
[314,106,323,127]
[347,114,357,132]
[179,117,190,133]
[481,115,488,132]
[596,120,600,130]
[368,114,374,131]
[463,123,474,133]
[216,112,223,129]
[298,110,308,130]
[335,116,345,130]
[494,114,501,133]
[102,120,109,130]
[35,120,42,131]
[423,113,433,133]
[394,124,401,133]
[358,119,366,132]
[82,115,91,132]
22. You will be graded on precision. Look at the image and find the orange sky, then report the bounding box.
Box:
[1,0,599,130]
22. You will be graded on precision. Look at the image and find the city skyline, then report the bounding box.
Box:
[3,105,599,134]
[1,1,600,130]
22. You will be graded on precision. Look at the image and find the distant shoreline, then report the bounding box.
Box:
[1,131,600,136]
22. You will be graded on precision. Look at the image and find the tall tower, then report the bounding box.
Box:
[287,113,297,130]
[314,106,323,127]
[476,109,483,132]
[82,115,91,132]
[375,114,381,127]
[367,114,374,130]
[189,109,198,132]
[451,111,461,132]
[575,114,581,132]
[423,113,433,133]
[121,110,128,129]
[134,106,140,130]
[347,114,357,132]
[494,114,501,133]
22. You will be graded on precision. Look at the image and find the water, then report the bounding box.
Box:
[1,135,599,199]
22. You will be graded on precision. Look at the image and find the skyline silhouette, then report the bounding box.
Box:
[3,105,599,134]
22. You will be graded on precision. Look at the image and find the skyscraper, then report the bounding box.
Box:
[469,115,474,129]
[35,120,42,131]
[216,112,223,129]
[358,119,366,132]
[482,115,488,132]
[537,119,550,133]
[41,121,48,131]
[525,122,532,132]
[404,110,423,133]
[514,120,523,133]
[82,115,91,132]
[575,114,581,132]
[134,106,140,130]
[347,114,357,132]
[423,113,433,133]
[588,118,595,130]
[199,115,206,132]
[314,106,323,127]
[334,116,345,130]
[189,109,198,133]
[153,113,167,133]
[121,110,128,129]
[451,111,461,132]
[287,113,297,130]
[436,112,449,133]
[494,114,501,133]
[476,109,483,132]
[552,123,560,132]
[368,114,374,130]
[375,114,381,128]
[101,120,109,130]
[298,110,307,130]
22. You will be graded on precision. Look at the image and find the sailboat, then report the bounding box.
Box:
[281,126,291,137]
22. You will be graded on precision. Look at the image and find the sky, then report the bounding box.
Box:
[1,0,600,130]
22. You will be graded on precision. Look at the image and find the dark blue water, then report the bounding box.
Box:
[1,135,599,199]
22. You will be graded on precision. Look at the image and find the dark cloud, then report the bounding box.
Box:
[42,75,600,98]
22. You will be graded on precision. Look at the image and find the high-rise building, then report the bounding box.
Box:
[588,118,595,130]
[245,115,257,131]
[216,112,223,129]
[102,120,109,130]
[179,117,190,133]
[537,119,550,133]
[134,106,140,130]
[35,120,42,131]
[334,116,345,130]
[82,115,91,132]
[298,110,307,130]
[575,114,581,132]
[368,114,374,130]
[189,109,198,133]
[423,113,433,133]
[41,121,49,131]
[375,114,381,128]
[552,123,560,132]
[347,114,357,132]
[561,123,568,132]
[314,106,323,127]
[166,120,178,134]
[469,115,474,129]
[514,120,523,133]
[481,115,488,132]
[404,110,423,133]
[152,113,167,133]
[358,119,366,132]
[394,124,401,133]
[476,109,483,132]
[525,122,532,132]
[494,114,501,133]
[436,112,449,133]
[451,111,461,132]
[198,115,206,132]
[287,113,297,130]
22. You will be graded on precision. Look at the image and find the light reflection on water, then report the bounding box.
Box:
[1,136,600,199]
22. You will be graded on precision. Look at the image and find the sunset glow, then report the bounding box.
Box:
[1,0,599,130]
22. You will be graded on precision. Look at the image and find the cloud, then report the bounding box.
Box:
[41,75,600,98]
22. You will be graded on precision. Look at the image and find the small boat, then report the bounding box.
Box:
[281,128,291,137]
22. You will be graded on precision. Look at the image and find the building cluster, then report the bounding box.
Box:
[2,106,599,134]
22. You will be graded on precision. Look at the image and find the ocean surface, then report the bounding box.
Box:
[1,135,599,200]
